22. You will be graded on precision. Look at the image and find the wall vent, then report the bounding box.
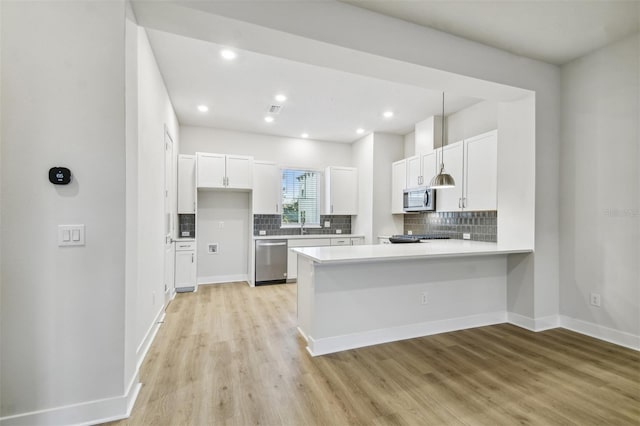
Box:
[268,104,283,114]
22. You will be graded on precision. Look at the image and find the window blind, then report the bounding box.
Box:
[281,169,320,225]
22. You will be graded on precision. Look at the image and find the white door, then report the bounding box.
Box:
[197,153,226,188]
[435,141,464,212]
[164,129,175,306]
[226,155,253,189]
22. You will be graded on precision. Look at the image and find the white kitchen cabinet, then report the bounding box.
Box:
[287,238,331,280]
[464,130,498,211]
[350,237,365,245]
[177,155,196,214]
[330,237,350,246]
[391,159,407,214]
[406,155,422,187]
[175,241,196,291]
[435,130,497,212]
[252,161,280,214]
[435,141,464,212]
[420,151,438,188]
[196,152,253,189]
[325,166,358,215]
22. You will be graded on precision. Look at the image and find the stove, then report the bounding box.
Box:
[388,234,451,244]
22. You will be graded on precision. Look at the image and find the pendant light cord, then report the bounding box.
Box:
[441,92,445,170]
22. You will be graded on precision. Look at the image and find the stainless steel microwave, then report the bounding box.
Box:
[403,186,435,212]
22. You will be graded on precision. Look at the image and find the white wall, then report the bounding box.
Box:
[136,27,179,363]
[403,132,415,158]
[372,133,405,237]
[1,0,128,421]
[351,134,374,242]
[559,33,639,340]
[180,126,352,169]
[196,191,251,283]
[447,100,498,144]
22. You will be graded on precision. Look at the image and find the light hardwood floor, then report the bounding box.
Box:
[109,282,639,425]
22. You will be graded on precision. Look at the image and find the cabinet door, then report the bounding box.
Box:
[391,159,407,214]
[287,248,298,280]
[226,155,253,189]
[406,155,422,188]
[177,155,196,214]
[175,250,196,289]
[421,151,438,188]
[350,237,364,245]
[253,161,280,214]
[464,130,497,211]
[326,167,358,215]
[435,141,464,212]
[197,153,226,188]
[330,237,350,246]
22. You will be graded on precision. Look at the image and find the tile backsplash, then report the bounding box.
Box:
[178,214,196,238]
[404,210,497,242]
[254,214,352,236]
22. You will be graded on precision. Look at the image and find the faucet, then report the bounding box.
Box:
[300,212,307,235]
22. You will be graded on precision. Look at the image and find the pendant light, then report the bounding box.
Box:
[430,92,456,189]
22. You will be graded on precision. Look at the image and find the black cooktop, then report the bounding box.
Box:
[389,234,451,243]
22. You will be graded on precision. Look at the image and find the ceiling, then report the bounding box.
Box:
[144,1,638,143]
[341,0,640,65]
[146,29,482,143]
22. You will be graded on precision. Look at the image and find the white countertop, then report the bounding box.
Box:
[293,240,532,264]
[253,234,364,240]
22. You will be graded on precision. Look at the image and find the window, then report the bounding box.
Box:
[281,169,320,226]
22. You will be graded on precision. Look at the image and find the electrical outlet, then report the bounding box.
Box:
[259,230,266,236]
[421,292,428,305]
[324,221,331,228]
[590,293,601,307]
[408,230,413,235]
[336,229,342,234]
[463,233,471,240]
[218,221,225,229]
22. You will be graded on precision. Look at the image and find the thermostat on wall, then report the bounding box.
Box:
[49,167,72,185]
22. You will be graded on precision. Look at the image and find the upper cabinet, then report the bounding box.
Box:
[177,155,196,214]
[325,166,358,215]
[196,152,253,189]
[463,130,497,211]
[252,161,280,214]
[436,130,497,212]
[406,155,422,187]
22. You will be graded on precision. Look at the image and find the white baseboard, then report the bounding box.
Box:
[558,315,640,351]
[306,311,507,356]
[0,376,141,426]
[136,305,165,371]
[508,312,559,331]
[197,274,249,285]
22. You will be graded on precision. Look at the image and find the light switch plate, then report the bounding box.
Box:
[58,225,85,246]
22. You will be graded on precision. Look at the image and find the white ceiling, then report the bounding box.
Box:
[341,0,640,65]
[146,29,482,143]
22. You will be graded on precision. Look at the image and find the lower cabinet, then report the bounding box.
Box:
[175,241,196,292]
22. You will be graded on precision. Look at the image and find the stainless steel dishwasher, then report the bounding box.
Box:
[255,239,288,285]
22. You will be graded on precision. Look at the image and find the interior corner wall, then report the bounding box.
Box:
[1,0,128,422]
[351,134,374,242]
[372,133,405,238]
[136,26,179,364]
[559,33,639,339]
[446,100,498,144]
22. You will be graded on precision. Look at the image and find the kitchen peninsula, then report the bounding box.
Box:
[294,241,532,356]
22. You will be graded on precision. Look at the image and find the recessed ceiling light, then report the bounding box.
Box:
[197,105,209,113]
[264,116,274,123]
[301,133,309,138]
[383,111,394,118]
[275,94,287,102]
[356,128,365,134]
[220,49,237,60]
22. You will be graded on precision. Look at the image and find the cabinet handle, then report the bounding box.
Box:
[331,205,334,214]
[191,253,194,263]
[463,197,467,208]
[458,198,462,208]
[276,204,279,213]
